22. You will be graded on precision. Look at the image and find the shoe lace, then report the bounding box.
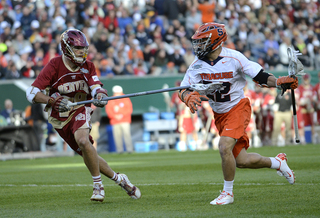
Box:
[120,180,134,193]
[93,184,101,195]
[217,191,228,200]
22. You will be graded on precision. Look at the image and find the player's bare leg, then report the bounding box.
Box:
[98,156,116,178]
[75,129,100,176]
[75,128,104,201]
[218,136,237,181]
[236,148,272,169]
[235,148,295,184]
[210,136,236,205]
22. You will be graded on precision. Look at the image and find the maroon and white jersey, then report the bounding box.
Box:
[32,55,103,128]
[296,84,315,114]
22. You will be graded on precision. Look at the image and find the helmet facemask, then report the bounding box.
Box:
[192,33,214,59]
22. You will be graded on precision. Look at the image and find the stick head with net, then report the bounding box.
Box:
[190,82,224,95]
[287,47,305,77]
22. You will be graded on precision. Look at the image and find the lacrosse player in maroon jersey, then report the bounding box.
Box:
[26,29,141,202]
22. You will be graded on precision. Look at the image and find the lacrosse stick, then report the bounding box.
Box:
[287,47,305,143]
[68,82,224,107]
[199,114,212,150]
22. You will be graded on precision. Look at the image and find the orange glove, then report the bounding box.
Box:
[179,90,209,113]
[276,76,298,95]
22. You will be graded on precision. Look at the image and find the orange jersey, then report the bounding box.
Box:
[105,96,133,125]
[198,2,216,23]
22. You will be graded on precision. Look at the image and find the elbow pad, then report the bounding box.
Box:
[252,70,272,88]
[26,86,41,103]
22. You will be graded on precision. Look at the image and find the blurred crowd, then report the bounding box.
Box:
[0,0,320,80]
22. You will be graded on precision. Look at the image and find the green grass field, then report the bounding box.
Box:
[1,144,320,218]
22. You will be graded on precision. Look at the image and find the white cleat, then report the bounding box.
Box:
[275,153,295,184]
[90,183,105,202]
[116,173,141,199]
[210,191,234,205]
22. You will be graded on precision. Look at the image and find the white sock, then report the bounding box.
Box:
[270,157,280,169]
[111,172,121,183]
[92,175,102,184]
[223,180,234,194]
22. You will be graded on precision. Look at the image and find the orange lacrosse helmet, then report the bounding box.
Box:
[191,22,227,59]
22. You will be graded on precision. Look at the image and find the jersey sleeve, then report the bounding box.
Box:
[86,61,103,88]
[31,61,55,90]
[181,60,203,87]
[236,52,263,79]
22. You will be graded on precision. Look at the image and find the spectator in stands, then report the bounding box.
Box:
[43,46,59,66]
[279,37,292,67]
[122,61,134,75]
[30,103,47,148]
[272,91,293,146]
[196,0,216,24]
[225,19,237,39]
[133,59,148,76]
[105,85,133,154]
[94,30,110,54]
[153,48,168,75]
[163,25,176,44]
[20,5,36,38]
[164,61,178,75]
[236,22,249,45]
[101,8,118,30]
[0,21,13,42]
[247,25,265,59]
[135,23,149,47]
[20,57,35,78]
[1,99,15,124]
[163,0,187,25]
[99,59,114,78]
[117,8,133,36]
[185,6,202,38]
[263,48,281,70]
[296,74,316,144]
[177,103,200,151]
[168,46,185,68]
[5,60,21,79]
[183,46,196,66]
[313,72,320,143]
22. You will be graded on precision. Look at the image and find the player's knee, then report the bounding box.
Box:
[218,143,232,157]
[76,136,90,150]
[236,159,247,168]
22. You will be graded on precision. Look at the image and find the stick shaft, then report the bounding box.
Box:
[69,85,191,106]
[291,88,300,143]
[202,115,213,146]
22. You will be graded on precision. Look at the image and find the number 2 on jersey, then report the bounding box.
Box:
[207,82,231,102]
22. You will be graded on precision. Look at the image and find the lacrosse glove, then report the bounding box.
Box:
[179,89,209,113]
[276,76,299,95]
[93,88,108,107]
[45,92,71,112]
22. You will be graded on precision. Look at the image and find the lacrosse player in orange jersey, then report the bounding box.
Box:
[178,22,300,205]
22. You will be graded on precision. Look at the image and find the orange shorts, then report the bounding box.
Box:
[213,98,251,158]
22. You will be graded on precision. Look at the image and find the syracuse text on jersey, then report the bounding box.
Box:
[199,71,233,80]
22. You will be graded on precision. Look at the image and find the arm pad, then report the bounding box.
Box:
[26,86,41,103]
[252,70,272,88]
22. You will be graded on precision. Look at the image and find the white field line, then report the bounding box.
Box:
[0,182,318,187]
